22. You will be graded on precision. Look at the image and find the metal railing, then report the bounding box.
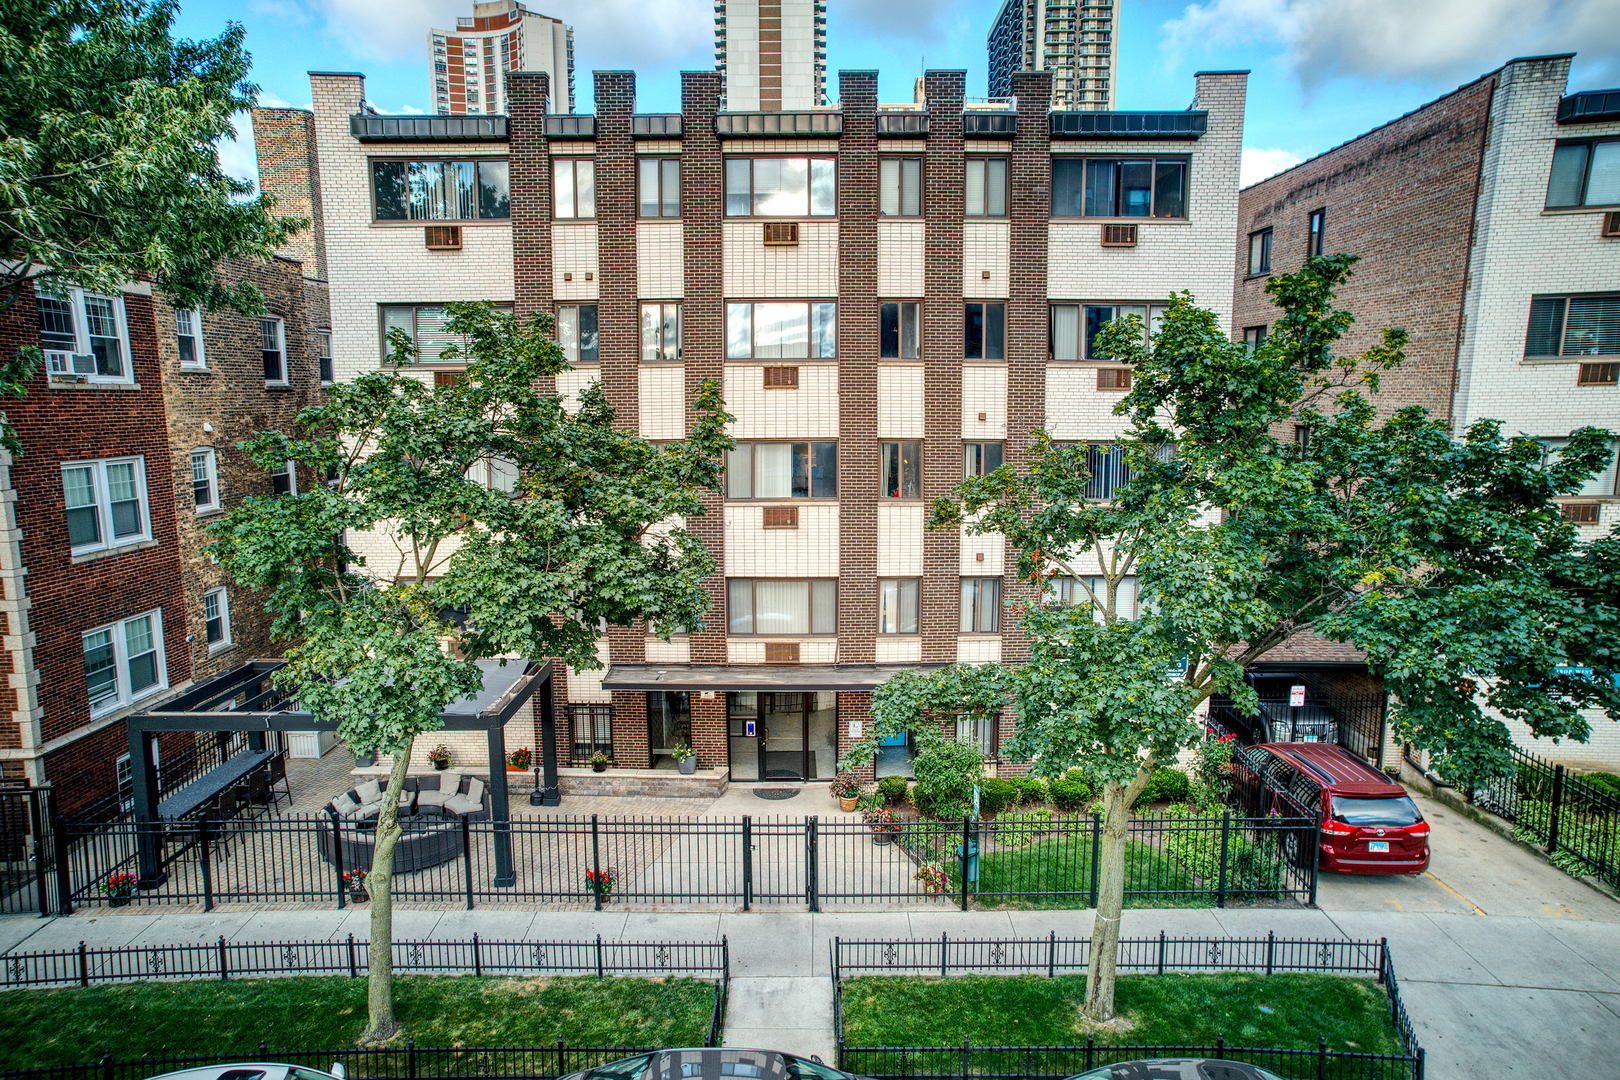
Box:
[832,934,1423,1080]
[1470,744,1620,887]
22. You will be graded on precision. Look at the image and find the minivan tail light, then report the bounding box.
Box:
[1405,822,1430,839]
[1321,819,1355,837]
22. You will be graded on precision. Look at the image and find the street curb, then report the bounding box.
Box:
[1400,763,1620,906]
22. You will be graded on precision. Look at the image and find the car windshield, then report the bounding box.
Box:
[1330,795,1422,826]
[784,1058,849,1080]
[589,1055,653,1080]
[288,1070,336,1080]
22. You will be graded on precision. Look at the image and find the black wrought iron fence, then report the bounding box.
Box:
[1469,744,1619,887]
[832,934,1424,1080]
[0,786,55,917]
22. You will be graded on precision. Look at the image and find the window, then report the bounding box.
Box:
[966,158,1008,217]
[878,579,919,634]
[1525,295,1620,358]
[639,158,680,217]
[203,587,231,651]
[956,713,996,756]
[1085,443,1133,500]
[35,284,131,382]
[191,449,218,514]
[726,442,838,499]
[1295,425,1312,456]
[881,441,921,498]
[382,303,515,364]
[1546,139,1620,208]
[553,158,596,219]
[1050,304,1167,361]
[557,304,599,365]
[1538,436,1619,498]
[62,457,148,556]
[726,302,836,358]
[1051,156,1188,218]
[1244,325,1268,353]
[1047,574,1138,620]
[371,158,509,220]
[964,441,1004,477]
[727,579,837,634]
[965,303,1005,360]
[641,303,681,361]
[83,610,166,714]
[1248,229,1272,276]
[724,157,837,217]
[960,577,1002,634]
[261,318,286,384]
[1307,209,1325,257]
[880,302,920,359]
[467,456,520,493]
[569,704,613,762]
[176,309,206,369]
[271,461,297,497]
[317,330,333,384]
[880,158,922,216]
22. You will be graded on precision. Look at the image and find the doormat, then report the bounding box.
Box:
[752,787,800,800]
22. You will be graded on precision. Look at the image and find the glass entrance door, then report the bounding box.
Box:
[726,692,839,781]
[761,693,807,780]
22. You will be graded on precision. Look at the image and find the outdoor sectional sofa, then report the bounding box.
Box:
[326,773,491,823]
[317,774,492,874]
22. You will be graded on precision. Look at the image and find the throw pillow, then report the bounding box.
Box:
[464,776,485,807]
[354,779,382,806]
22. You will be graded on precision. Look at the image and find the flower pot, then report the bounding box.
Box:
[507,764,525,772]
[678,757,697,775]
[592,761,608,773]
[108,895,132,908]
[349,888,369,903]
[354,754,374,767]
[839,796,858,812]
[433,760,449,771]
[873,832,894,846]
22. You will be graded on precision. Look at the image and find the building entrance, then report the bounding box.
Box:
[727,692,837,781]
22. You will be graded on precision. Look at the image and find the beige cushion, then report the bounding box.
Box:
[443,795,481,816]
[416,787,452,808]
[354,779,382,806]
[463,777,485,807]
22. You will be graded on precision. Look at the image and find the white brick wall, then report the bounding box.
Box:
[957,636,1002,662]
[875,636,923,662]
[568,639,614,704]
[645,636,691,663]
[553,223,600,300]
[878,364,924,438]
[876,502,926,576]
[725,363,839,438]
[1044,367,1133,439]
[962,364,1008,438]
[638,221,685,299]
[725,502,840,576]
[878,220,925,297]
[963,220,1010,298]
[729,638,837,663]
[556,368,598,414]
[639,365,687,439]
[723,220,839,297]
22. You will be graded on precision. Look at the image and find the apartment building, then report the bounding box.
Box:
[1235,54,1620,771]
[715,0,828,110]
[269,63,1245,782]
[431,1,575,117]
[988,0,1119,112]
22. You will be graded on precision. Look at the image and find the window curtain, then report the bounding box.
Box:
[754,580,809,634]
[754,444,792,498]
[1052,306,1080,361]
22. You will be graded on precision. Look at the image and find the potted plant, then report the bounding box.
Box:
[343,869,369,903]
[353,751,374,768]
[585,866,617,900]
[672,744,697,775]
[833,773,861,812]
[913,864,949,894]
[864,805,901,845]
[508,747,532,772]
[99,871,138,907]
[428,744,452,770]
[590,751,611,773]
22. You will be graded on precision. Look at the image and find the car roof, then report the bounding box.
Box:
[149,1065,317,1080]
[1257,743,1406,795]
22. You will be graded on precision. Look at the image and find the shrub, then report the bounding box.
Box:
[910,739,984,820]
[1049,777,1091,811]
[877,775,910,805]
[1011,776,1047,805]
[979,778,1018,815]
[911,782,964,821]
[1160,805,1287,899]
[1141,768,1192,804]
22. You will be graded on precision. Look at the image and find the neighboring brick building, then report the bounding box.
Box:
[262,64,1247,783]
[1235,54,1620,771]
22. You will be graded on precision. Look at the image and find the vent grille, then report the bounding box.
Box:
[1604,211,1620,238]
[1579,362,1619,386]
[1101,224,1137,247]
[764,642,801,664]
[425,225,463,250]
[1562,502,1601,524]
[1097,367,1132,390]
[763,365,799,389]
[763,222,799,246]
[762,506,799,529]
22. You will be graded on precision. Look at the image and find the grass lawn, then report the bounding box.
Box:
[0,974,717,1070]
[839,973,1404,1055]
[970,838,1209,910]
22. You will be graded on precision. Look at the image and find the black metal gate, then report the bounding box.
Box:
[0,784,56,916]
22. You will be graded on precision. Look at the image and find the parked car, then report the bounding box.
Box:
[559,1049,866,1080]
[1230,742,1429,874]
[149,1064,344,1080]
[1063,1059,1284,1080]
[1251,699,1338,744]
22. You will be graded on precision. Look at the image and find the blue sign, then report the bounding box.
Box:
[745,720,756,737]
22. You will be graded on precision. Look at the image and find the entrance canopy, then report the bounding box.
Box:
[601,663,946,692]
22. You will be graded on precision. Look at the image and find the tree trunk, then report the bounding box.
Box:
[359,742,413,1045]
[1082,778,1131,1021]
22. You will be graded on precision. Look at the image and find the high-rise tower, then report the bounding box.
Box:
[988,0,1118,111]
[430,1,574,116]
[714,1,828,110]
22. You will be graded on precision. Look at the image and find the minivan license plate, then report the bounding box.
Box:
[1367,841,1389,853]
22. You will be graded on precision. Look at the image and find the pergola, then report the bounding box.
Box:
[126,658,559,887]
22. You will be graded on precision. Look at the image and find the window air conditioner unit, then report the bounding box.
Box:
[1603,211,1620,239]
[764,642,801,664]
[1101,223,1137,247]
[425,225,463,250]
[763,222,799,246]
[762,506,799,529]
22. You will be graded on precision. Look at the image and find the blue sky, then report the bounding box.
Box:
[188,0,1620,189]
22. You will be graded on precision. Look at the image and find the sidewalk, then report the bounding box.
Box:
[4,902,1617,1078]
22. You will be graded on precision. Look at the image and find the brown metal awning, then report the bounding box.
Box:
[601,663,947,692]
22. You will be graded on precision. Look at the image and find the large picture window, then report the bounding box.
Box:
[1525,295,1620,358]
[726,302,836,358]
[724,158,837,217]
[1547,139,1620,208]
[62,457,149,556]
[1050,303,1168,361]
[728,579,837,635]
[381,303,516,364]
[371,158,509,220]
[727,442,838,499]
[1052,156,1188,218]
[83,610,166,714]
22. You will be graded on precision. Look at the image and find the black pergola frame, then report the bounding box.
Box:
[126,658,560,888]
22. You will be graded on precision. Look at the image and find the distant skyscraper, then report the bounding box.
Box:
[714,0,828,111]
[430,1,574,116]
[988,0,1118,111]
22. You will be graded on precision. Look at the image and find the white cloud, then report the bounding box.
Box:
[1164,0,1620,91]
[216,113,260,190]
[1241,146,1305,186]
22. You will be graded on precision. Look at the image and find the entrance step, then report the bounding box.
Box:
[558,767,730,798]
[723,976,836,1062]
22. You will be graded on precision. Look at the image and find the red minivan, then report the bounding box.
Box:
[1231,742,1430,874]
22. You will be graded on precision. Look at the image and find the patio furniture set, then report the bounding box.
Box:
[318,773,493,874]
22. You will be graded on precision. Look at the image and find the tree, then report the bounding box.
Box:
[207,303,731,1042]
[848,255,1620,1022]
[0,0,300,451]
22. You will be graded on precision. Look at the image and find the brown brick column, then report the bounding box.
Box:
[836,692,875,782]
[838,71,880,664]
[921,71,967,664]
[689,694,727,772]
[508,71,555,392]
[1002,71,1053,669]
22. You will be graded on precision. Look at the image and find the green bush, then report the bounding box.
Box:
[877,775,910,806]
[911,782,963,821]
[1140,768,1192,804]
[1160,806,1287,899]
[979,778,1018,815]
[910,740,985,820]
[1575,771,1620,802]
[1011,776,1047,805]
[1049,777,1091,811]
[1065,768,1088,784]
